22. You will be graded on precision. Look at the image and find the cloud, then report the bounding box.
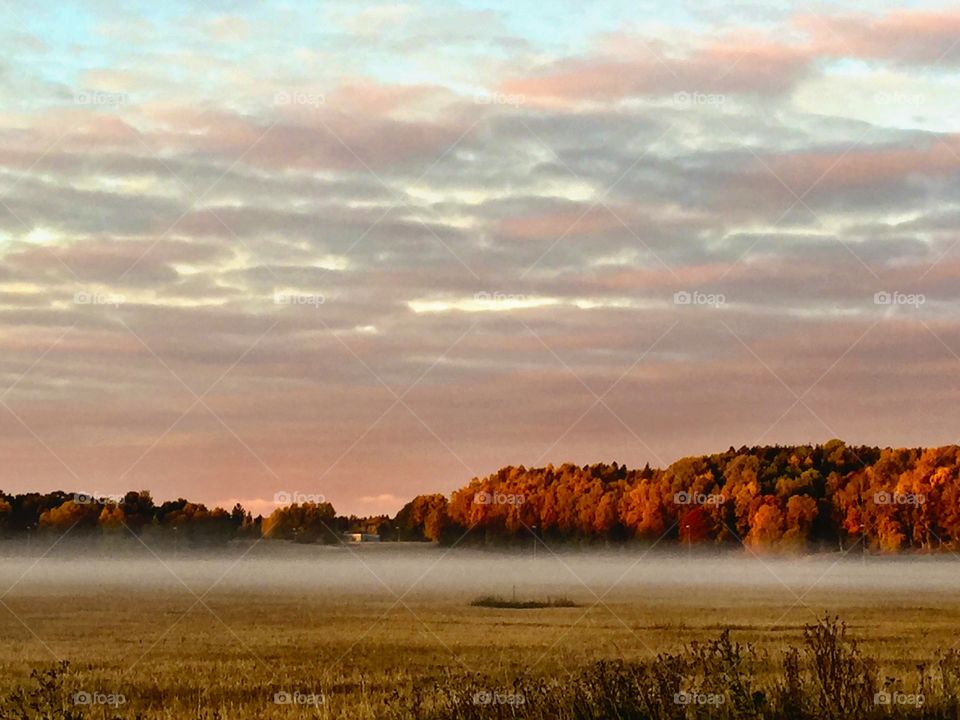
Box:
[798,9,960,66]
[0,3,959,514]
[500,35,813,103]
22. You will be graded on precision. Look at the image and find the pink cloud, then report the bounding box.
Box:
[497,207,623,240]
[499,35,812,103]
[500,9,960,107]
[0,79,467,177]
[763,137,960,192]
[325,80,455,117]
[143,102,465,171]
[797,9,960,65]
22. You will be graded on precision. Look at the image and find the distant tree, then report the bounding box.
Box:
[783,495,818,547]
[188,507,236,546]
[395,494,448,542]
[0,497,10,535]
[263,502,339,544]
[746,500,784,548]
[230,503,247,529]
[159,502,236,546]
[619,480,667,539]
[11,492,72,532]
[119,490,155,532]
[376,519,396,541]
[38,500,101,531]
[98,505,126,533]
[724,454,762,539]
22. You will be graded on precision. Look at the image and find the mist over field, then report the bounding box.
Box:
[4,544,960,718]
[2,545,958,599]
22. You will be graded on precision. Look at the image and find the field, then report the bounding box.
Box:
[2,544,959,718]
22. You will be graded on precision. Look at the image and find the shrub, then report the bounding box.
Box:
[0,662,85,720]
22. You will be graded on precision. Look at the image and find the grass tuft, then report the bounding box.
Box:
[469,594,578,609]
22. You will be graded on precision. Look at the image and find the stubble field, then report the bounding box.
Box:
[1,544,958,718]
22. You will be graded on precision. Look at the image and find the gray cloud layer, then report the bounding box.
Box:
[0,3,958,514]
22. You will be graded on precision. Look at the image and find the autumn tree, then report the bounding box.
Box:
[98,505,126,533]
[746,500,784,548]
[783,495,818,547]
[396,494,449,542]
[119,491,155,532]
[263,502,339,544]
[39,500,101,531]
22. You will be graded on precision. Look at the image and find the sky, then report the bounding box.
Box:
[0,1,959,516]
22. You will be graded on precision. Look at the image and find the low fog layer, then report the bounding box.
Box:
[0,544,957,599]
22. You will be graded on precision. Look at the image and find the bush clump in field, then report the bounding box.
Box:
[0,662,84,720]
[800,615,876,719]
[469,594,578,609]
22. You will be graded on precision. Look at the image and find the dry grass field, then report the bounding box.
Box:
[2,546,959,718]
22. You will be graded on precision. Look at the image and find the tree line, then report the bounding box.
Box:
[0,491,392,547]
[397,440,960,552]
[2,440,959,551]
